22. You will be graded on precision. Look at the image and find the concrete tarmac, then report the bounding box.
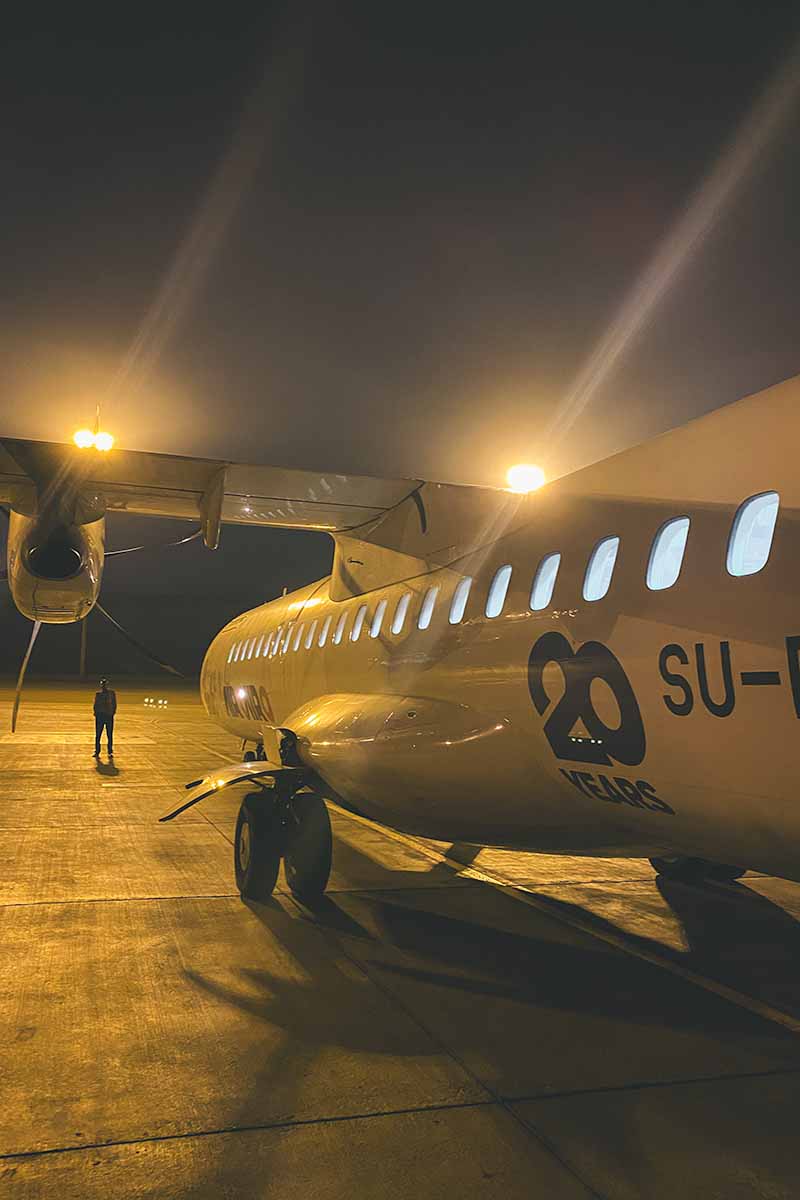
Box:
[2,681,800,1199]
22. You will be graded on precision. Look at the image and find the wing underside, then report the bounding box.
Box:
[0,438,421,536]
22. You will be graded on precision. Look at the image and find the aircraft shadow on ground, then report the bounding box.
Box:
[526,875,800,1013]
[177,839,800,1193]
[655,875,800,985]
[323,830,473,891]
[183,896,437,1057]
[183,836,766,1038]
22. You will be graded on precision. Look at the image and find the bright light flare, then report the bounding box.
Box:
[506,463,545,493]
[73,429,115,452]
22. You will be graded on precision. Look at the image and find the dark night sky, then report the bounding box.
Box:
[1,4,800,670]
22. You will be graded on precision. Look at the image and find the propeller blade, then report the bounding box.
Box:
[105,528,202,558]
[11,620,42,732]
[94,602,183,677]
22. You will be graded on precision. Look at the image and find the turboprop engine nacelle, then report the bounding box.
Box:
[7,506,106,623]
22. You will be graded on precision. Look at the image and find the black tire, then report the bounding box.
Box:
[284,793,332,903]
[234,794,284,901]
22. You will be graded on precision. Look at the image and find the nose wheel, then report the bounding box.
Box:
[233,788,332,903]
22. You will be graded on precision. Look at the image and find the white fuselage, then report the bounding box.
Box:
[200,472,800,881]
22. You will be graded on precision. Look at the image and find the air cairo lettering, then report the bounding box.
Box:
[222,684,274,723]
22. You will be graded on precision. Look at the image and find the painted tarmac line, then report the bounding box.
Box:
[327,803,800,1037]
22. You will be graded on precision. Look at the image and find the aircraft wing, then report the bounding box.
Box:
[0,437,421,546]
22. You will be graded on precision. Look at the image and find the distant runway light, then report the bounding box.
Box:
[506,463,545,493]
[73,429,95,449]
[94,431,115,452]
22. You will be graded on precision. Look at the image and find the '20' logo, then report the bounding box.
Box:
[528,632,646,767]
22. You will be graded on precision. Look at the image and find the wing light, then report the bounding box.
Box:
[73,429,115,452]
[506,463,545,493]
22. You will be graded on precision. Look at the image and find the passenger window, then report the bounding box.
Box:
[583,536,620,601]
[262,632,273,658]
[418,585,439,630]
[449,577,472,624]
[305,620,318,649]
[254,634,264,658]
[318,615,332,647]
[646,518,690,591]
[351,605,367,641]
[281,623,294,654]
[485,565,512,618]
[270,627,282,657]
[530,553,560,611]
[293,624,304,652]
[233,642,242,662]
[726,492,780,577]
[391,592,411,634]
[247,638,256,660]
[333,611,348,645]
[370,599,387,638]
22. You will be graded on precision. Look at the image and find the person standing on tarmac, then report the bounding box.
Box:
[93,678,117,758]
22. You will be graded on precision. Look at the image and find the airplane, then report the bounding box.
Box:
[1,371,798,903]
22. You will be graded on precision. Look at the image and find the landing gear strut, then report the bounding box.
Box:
[649,856,745,883]
[242,741,267,763]
[233,784,332,903]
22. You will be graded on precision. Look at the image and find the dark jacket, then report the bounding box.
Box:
[94,689,117,717]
